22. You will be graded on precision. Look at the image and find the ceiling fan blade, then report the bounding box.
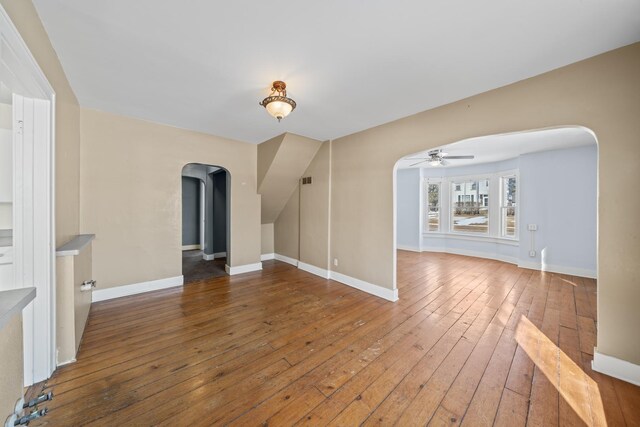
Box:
[440,159,450,166]
[409,159,428,167]
[442,155,474,159]
[404,157,429,160]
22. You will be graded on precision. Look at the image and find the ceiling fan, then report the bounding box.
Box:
[406,149,474,167]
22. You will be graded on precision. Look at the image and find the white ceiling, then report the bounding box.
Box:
[33,1,640,144]
[397,127,597,169]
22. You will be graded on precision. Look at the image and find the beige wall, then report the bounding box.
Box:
[1,0,81,247]
[299,141,331,269]
[79,108,261,289]
[258,133,323,224]
[55,256,75,363]
[257,134,284,189]
[0,315,23,421]
[271,141,332,268]
[274,184,299,260]
[56,244,93,364]
[330,43,640,365]
[261,223,274,255]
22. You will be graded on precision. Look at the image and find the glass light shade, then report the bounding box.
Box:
[265,100,293,120]
[429,159,442,166]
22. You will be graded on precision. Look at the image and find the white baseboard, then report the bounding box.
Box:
[592,350,640,386]
[329,271,398,302]
[421,247,519,265]
[202,252,216,261]
[420,247,596,278]
[298,261,330,279]
[274,253,299,267]
[261,253,275,261]
[92,275,184,302]
[272,255,396,302]
[517,261,597,279]
[56,357,76,367]
[225,262,262,275]
[397,244,421,252]
[214,252,227,258]
[182,244,201,251]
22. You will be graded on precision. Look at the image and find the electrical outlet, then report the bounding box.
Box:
[529,250,536,257]
[333,258,338,267]
[527,224,538,231]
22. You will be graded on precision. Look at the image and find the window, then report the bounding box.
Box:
[500,175,517,238]
[451,179,489,234]
[421,170,518,241]
[425,182,440,232]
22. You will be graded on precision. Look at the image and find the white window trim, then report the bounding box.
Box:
[423,177,442,233]
[499,170,520,240]
[422,169,519,244]
[448,174,491,236]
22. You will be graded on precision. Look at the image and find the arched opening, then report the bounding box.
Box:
[393,126,598,300]
[181,163,231,283]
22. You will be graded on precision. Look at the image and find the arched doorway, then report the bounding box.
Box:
[393,126,598,299]
[181,163,231,283]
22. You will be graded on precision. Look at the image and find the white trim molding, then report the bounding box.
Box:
[517,261,597,279]
[9,82,55,384]
[225,263,262,275]
[592,350,640,386]
[396,244,421,252]
[298,261,330,279]
[202,252,216,261]
[214,252,227,258]
[422,247,519,266]
[271,255,397,302]
[181,244,201,251]
[329,271,398,302]
[92,276,184,303]
[274,253,299,267]
[260,253,275,261]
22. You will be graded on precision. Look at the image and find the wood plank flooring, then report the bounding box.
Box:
[27,251,640,426]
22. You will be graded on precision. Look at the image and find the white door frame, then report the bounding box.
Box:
[1,5,56,385]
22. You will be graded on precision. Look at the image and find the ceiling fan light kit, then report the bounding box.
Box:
[260,80,297,122]
[408,149,475,167]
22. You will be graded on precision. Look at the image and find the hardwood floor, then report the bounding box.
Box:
[182,250,227,284]
[28,251,640,426]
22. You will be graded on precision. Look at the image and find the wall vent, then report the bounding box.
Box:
[302,177,312,185]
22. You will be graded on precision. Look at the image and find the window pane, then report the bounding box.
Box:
[426,183,440,232]
[428,206,439,231]
[451,179,489,234]
[501,176,517,237]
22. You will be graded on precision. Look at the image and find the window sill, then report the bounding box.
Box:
[422,232,519,246]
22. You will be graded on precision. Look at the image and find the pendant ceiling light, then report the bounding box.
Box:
[259,81,296,122]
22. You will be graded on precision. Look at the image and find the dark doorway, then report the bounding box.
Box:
[181,164,230,283]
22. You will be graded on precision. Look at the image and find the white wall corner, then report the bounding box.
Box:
[260,253,275,261]
[274,253,299,267]
[202,252,216,261]
[225,262,262,275]
[329,271,398,302]
[592,350,640,386]
[92,275,184,302]
[298,261,330,279]
[396,244,421,252]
